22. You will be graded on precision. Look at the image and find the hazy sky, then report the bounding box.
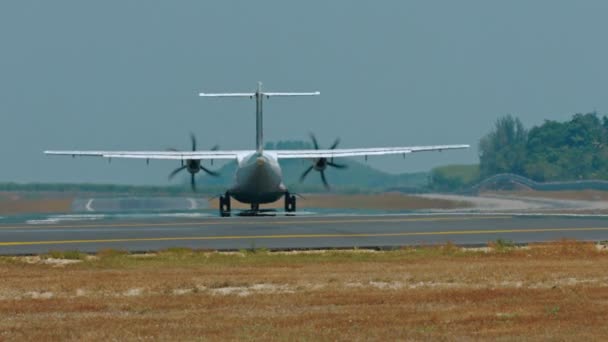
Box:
[2,1,607,185]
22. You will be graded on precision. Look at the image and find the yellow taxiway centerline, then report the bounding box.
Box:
[0,215,511,230]
[1,226,607,247]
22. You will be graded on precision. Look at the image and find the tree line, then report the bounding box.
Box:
[479,112,608,181]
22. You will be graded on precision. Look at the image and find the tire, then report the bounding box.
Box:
[219,195,231,217]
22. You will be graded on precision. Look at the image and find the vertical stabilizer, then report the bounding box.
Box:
[255,82,264,153]
[199,82,320,153]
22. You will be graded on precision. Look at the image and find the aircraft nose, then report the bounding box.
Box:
[256,157,266,166]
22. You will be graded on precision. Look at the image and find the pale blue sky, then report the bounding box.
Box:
[1,1,607,184]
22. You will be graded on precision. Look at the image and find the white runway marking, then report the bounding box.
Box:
[26,212,214,225]
[187,198,197,210]
[27,215,106,225]
[85,199,95,212]
[157,213,214,218]
[18,208,608,227]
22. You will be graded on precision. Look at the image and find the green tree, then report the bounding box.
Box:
[480,112,608,182]
[524,113,608,180]
[479,115,527,178]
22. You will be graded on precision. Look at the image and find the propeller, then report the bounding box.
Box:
[168,133,220,191]
[299,133,347,190]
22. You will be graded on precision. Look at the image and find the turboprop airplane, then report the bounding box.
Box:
[45,82,469,216]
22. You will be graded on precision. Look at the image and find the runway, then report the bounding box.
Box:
[1,212,608,254]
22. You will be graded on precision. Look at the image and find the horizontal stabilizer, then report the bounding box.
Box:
[198,93,255,97]
[198,92,320,97]
[262,92,320,97]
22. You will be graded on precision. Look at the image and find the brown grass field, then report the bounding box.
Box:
[0,192,74,215]
[1,241,607,340]
[0,192,471,215]
[0,198,73,215]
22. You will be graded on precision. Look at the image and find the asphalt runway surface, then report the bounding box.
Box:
[2,212,608,254]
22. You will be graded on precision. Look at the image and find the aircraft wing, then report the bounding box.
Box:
[272,144,470,159]
[45,144,469,160]
[44,150,247,160]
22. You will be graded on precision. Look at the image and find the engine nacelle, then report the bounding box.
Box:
[313,158,327,172]
[186,159,201,174]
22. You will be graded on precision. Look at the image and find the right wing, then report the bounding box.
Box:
[273,144,470,159]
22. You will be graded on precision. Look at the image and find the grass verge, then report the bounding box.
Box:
[0,240,606,340]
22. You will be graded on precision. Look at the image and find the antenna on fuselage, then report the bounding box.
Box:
[199,82,320,153]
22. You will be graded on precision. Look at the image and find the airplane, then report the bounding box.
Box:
[45,82,469,216]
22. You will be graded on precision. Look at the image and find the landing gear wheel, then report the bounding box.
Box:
[219,193,231,217]
[284,192,296,214]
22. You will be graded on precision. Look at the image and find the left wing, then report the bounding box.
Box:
[272,144,470,159]
[44,150,250,161]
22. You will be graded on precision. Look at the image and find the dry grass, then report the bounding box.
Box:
[0,191,75,215]
[209,192,472,210]
[0,192,470,215]
[1,240,607,340]
[0,198,72,215]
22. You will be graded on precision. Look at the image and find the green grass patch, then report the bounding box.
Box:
[96,249,129,258]
[70,243,485,270]
[17,240,603,270]
[489,238,516,252]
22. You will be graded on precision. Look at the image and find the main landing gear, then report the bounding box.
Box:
[218,192,297,217]
[219,192,231,217]
[284,192,296,214]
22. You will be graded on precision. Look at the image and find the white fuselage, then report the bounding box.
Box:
[229,151,287,204]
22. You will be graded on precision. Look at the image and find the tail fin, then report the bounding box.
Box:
[199,82,320,153]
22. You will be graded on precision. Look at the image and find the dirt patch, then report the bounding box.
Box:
[0,192,74,215]
[0,198,73,215]
[0,191,471,214]
[18,256,83,267]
